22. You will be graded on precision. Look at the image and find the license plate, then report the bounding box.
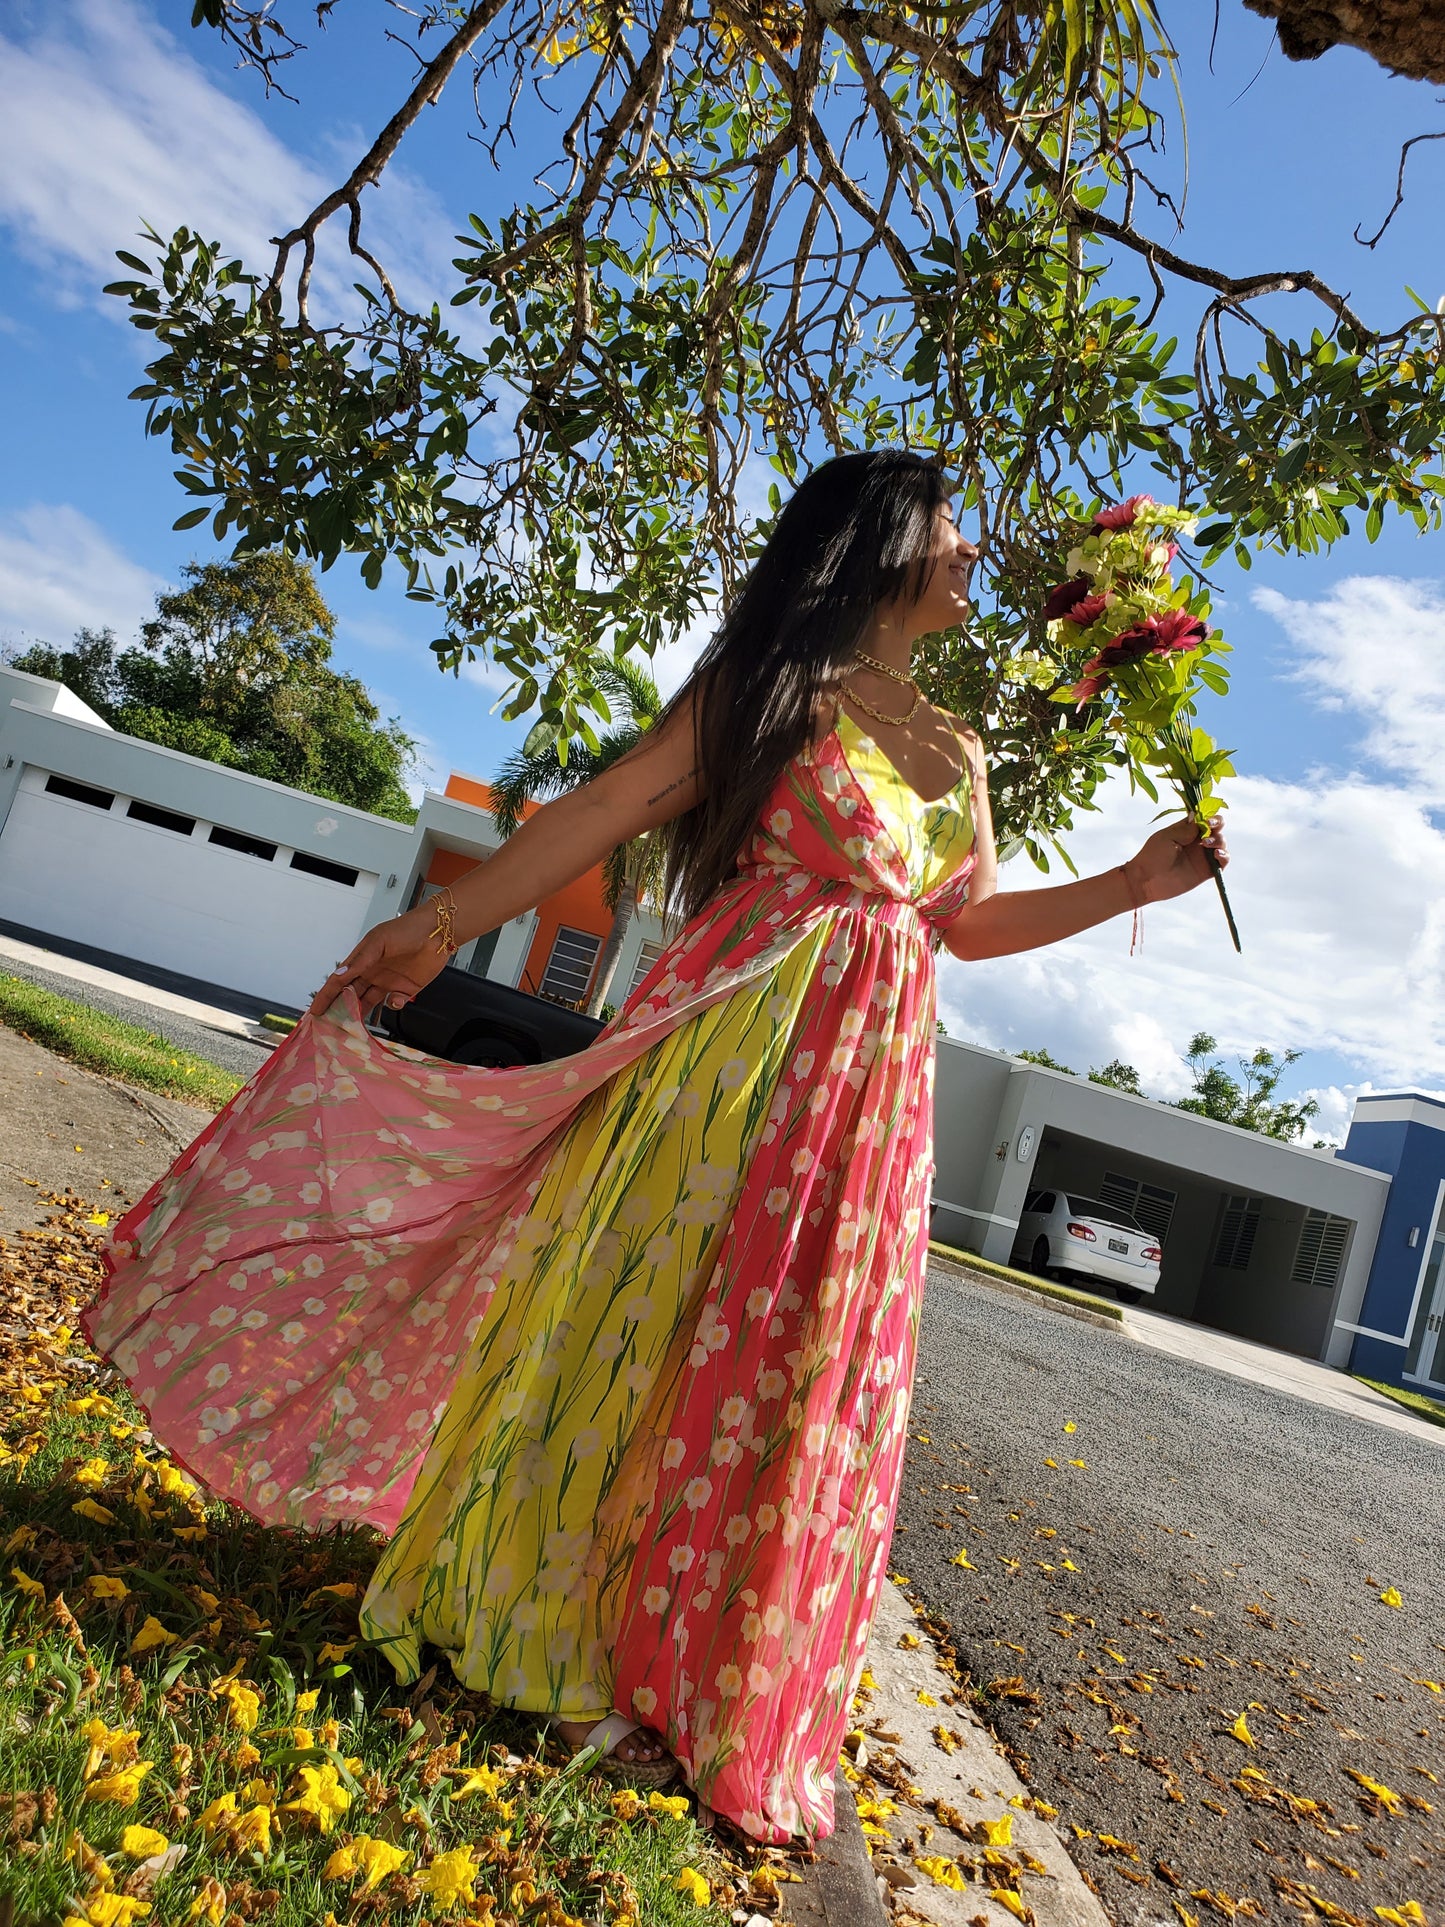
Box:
[1108,1238,1128,1254]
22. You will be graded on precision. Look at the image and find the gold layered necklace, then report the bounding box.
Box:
[842,647,923,726]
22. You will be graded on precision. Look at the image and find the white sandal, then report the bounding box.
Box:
[554,1711,680,1789]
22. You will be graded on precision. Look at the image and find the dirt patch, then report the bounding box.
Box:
[0,1021,206,1238]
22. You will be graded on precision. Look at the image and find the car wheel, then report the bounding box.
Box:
[1114,1284,1144,1306]
[1031,1237,1060,1280]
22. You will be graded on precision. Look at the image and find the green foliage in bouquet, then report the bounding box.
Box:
[1041,496,1240,947]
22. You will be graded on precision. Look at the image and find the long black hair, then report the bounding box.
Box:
[659,449,947,924]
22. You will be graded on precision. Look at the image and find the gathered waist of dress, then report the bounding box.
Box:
[728,854,954,940]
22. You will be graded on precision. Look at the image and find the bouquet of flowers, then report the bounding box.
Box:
[1041,495,1241,952]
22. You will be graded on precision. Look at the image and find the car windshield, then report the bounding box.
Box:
[1066,1196,1141,1231]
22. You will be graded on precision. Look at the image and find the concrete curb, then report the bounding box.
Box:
[849,1580,1110,1927]
[926,1248,1125,1333]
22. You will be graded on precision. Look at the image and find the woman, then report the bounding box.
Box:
[84,451,1226,1844]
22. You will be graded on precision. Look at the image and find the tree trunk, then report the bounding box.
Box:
[584,874,638,1017]
[1242,0,1445,85]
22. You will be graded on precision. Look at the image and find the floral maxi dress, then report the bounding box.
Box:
[83,707,977,1844]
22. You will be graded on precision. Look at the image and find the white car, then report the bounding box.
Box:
[1011,1189,1161,1303]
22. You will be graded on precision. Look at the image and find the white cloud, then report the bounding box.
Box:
[1255,574,1445,800]
[0,0,464,325]
[940,765,1445,1094]
[0,503,163,647]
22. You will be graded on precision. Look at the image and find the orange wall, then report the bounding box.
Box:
[425,773,614,996]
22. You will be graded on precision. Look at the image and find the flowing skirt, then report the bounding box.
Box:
[84,866,941,1840]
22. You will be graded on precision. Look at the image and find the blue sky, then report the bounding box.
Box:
[1,0,1443,1135]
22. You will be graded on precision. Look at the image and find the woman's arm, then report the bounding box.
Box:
[941,816,1228,963]
[309,689,704,1016]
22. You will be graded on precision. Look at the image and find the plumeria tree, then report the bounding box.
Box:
[105,1,1445,867]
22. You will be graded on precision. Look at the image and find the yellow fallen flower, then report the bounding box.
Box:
[231,1806,272,1853]
[67,1897,152,1927]
[72,1500,117,1526]
[1379,1586,1403,1609]
[418,1845,482,1910]
[915,1856,968,1891]
[949,1548,975,1568]
[120,1825,170,1858]
[990,1889,1030,1921]
[73,1458,111,1489]
[916,1689,938,1707]
[450,1763,508,1800]
[317,1640,354,1664]
[1375,1904,1426,1927]
[982,1814,1013,1847]
[173,1525,209,1542]
[648,1790,690,1819]
[130,1615,179,1655]
[611,1787,645,1820]
[1229,1713,1256,1748]
[281,1760,352,1833]
[85,1574,131,1602]
[1346,1769,1405,1814]
[81,1718,140,1779]
[674,1868,710,1905]
[210,1678,261,1732]
[186,1879,227,1926]
[155,1461,197,1502]
[4,1526,38,1553]
[295,1688,320,1712]
[324,1834,411,1888]
[84,1762,154,1806]
[197,1793,238,1835]
[10,1566,45,1602]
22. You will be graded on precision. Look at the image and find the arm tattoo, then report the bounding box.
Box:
[647,767,698,807]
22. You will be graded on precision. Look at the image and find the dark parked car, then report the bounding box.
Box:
[375,967,606,1068]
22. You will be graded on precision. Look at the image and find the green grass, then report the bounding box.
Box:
[926,1239,1125,1321]
[0,974,243,1110]
[0,1198,746,1926]
[1353,1375,1445,1430]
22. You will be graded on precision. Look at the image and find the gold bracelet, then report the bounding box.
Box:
[429,888,459,957]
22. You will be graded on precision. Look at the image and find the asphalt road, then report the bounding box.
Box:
[894,1267,1445,1924]
[0,951,272,1081]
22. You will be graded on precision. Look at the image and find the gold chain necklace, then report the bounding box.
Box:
[853,646,916,687]
[842,679,925,727]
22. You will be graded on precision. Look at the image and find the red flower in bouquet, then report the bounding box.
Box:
[1064,591,1112,627]
[1091,493,1154,531]
[1042,574,1092,620]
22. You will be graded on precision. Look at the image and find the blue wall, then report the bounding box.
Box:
[1340,1102,1445,1391]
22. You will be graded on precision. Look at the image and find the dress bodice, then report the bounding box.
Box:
[733,703,978,935]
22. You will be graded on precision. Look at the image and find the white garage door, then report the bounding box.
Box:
[0,768,375,1010]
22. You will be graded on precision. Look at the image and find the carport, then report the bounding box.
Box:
[929,1044,1391,1366]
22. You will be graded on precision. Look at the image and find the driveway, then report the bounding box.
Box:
[894,1263,1445,1923]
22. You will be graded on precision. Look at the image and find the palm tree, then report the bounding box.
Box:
[489,656,669,1017]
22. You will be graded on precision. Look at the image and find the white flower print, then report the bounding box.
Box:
[643,1585,669,1615]
[724,1514,751,1546]
[747,1662,773,1694]
[667,1543,696,1573]
[632,1686,658,1718]
[205,1363,232,1389]
[299,1182,323,1206]
[239,1309,268,1331]
[764,1187,790,1216]
[364,1197,395,1225]
[717,1056,750,1088]
[719,1393,749,1428]
[683,1476,713,1509]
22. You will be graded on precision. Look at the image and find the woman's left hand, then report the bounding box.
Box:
[1127,815,1229,905]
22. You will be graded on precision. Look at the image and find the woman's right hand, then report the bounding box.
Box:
[308,907,450,1018]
